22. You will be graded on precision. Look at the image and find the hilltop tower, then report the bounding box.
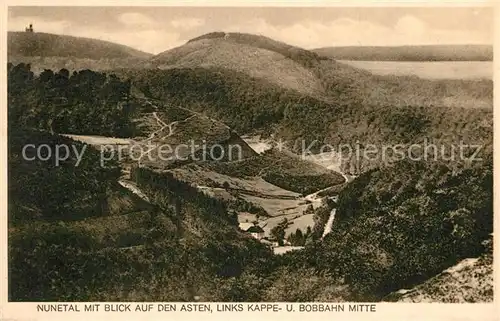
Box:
[25,24,34,33]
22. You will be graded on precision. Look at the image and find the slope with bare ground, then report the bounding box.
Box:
[385,254,493,303]
[384,236,493,303]
[125,98,257,168]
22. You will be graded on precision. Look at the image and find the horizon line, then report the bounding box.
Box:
[7,30,494,56]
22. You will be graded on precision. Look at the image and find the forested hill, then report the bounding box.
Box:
[7,63,139,138]
[184,32,321,68]
[127,32,492,175]
[126,66,492,166]
[280,159,493,301]
[8,32,152,59]
[7,29,494,302]
[8,32,153,73]
[7,62,274,301]
[148,32,324,97]
[313,44,493,61]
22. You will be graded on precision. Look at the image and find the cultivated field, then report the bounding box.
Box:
[285,213,315,237]
[338,60,492,80]
[62,134,132,145]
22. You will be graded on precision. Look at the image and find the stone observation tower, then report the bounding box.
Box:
[25,24,34,32]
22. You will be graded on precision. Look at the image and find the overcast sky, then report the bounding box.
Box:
[8,7,493,54]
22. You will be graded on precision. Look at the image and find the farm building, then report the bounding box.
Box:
[246,225,265,240]
[238,222,265,240]
[238,222,253,231]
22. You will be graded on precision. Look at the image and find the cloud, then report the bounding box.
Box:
[72,28,182,54]
[226,15,491,48]
[117,12,155,27]
[171,18,205,30]
[8,15,181,54]
[395,15,426,36]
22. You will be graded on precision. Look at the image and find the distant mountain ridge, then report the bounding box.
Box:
[8,31,153,73]
[313,44,493,61]
[8,31,152,59]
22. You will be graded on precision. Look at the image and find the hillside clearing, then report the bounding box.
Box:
[338,60,492,80]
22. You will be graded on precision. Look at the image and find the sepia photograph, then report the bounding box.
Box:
[5,5,494,305]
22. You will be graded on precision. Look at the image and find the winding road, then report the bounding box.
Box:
[145,112,168,141]
[241,135,351,241]
[119,103,185,197]
[321,208,336,239]
[136,110,196,165]
[120,98,351,243]
[118,180,150,202]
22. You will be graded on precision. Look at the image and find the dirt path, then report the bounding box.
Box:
[119,102,176,199]
[118,181,150,202]
[176,105,230,130]
[133,97,349,243]
[301,165,347,239]
[303,183,341,202]
[153,111,167,127]
[339,171,350,183]
[137,111,170,165]
[136,107,196,165]
[144,112,168,141]
[321,208,336,239]
[138,96,229,130]
[119,100,198,200]
[196,185,299,200]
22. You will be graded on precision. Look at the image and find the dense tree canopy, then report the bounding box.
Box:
[8,63,137,137]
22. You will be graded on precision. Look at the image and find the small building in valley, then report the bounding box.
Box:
[238,222,265,240]
[246,225,265,240]
[238,222,253,231]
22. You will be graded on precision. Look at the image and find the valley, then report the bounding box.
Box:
[7,27,493,303]
[67,96,345,253]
